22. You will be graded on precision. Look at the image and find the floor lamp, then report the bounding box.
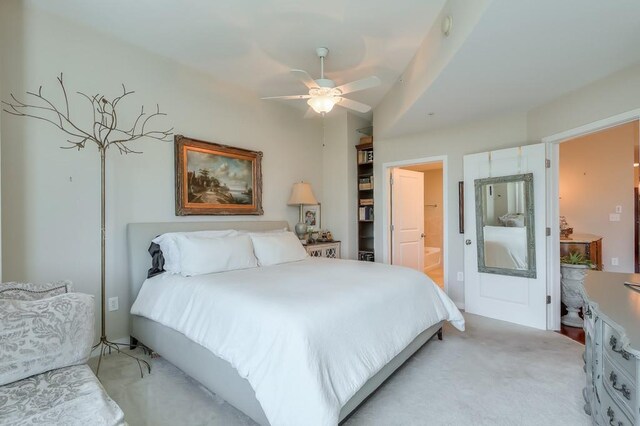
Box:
[288,182,318,241]
[2,74,172,378]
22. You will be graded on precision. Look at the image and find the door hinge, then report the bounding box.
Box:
[545,159,551,168]
[390,224,394,232]
[390,175,394,186]
[546,227,551,236]
[546,295,551,304]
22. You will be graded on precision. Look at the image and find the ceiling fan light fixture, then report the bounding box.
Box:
[307,95,337,114]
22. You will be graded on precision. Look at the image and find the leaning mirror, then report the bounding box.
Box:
[474,173,536,278]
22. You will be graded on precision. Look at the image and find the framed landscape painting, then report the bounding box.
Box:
[175,135,263,215]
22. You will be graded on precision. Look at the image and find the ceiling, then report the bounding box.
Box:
[387,0,640,136]
[26,0,447,117]
[25,0,640,130]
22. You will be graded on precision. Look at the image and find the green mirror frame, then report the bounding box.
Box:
[474,173,536,279]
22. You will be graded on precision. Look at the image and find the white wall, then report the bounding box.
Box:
[528,63,640,141]
[321,111,370,260]
[373,112,529,307]
[0,1,323,341]
[559,121,638,272]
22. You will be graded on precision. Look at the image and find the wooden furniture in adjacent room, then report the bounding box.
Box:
[560,234,603,270]
[356,133,374,262]
[582,271,639,425]
[305,241,341,259]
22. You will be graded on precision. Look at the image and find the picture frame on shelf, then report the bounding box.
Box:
[303,203,321,231]
[175,135,263,216]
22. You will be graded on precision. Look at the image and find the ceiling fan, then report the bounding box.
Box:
[261,47,381,115]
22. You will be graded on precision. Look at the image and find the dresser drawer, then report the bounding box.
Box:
[600,384,634,426]
[584,301,596,333]
[603,352,636,419]
[603,322,638,380]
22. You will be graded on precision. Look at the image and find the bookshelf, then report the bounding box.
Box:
[356,133,374,262]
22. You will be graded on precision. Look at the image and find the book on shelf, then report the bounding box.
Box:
[357,149,374,165]
[359,206,374,221]
[358,251,375,262]
[360,198,373,206]
[358,176,373,190]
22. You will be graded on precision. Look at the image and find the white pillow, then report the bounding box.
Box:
[250,231,308,266]
[175,234,258,277]
[152,229,237,274]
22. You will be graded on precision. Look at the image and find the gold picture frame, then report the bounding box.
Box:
[175,135,263,216]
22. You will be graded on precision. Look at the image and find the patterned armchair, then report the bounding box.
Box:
[0,281,125,425]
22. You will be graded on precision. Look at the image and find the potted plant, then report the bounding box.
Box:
[560,252,594,328]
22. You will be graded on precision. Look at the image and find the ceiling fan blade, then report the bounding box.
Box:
[336,97,372,113]
[335,76,381,95]
[261,94,311,100]
[291,69,318,89]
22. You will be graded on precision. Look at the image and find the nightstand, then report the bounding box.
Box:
[305,241,341,259]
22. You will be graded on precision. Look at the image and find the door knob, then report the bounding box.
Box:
[465,239,472,245]
[421,233,425,238]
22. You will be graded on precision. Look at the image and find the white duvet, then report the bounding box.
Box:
[131,258,464,426]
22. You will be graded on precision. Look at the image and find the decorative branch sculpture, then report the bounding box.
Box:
[2,74,173,378]
[2,73,173,154]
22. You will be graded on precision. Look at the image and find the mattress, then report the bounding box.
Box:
[131,258,464,426]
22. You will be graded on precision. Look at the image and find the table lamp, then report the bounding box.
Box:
[288,182,318,240]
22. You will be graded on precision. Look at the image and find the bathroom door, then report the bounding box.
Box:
[391,168,424,272]
[463,144,548,330]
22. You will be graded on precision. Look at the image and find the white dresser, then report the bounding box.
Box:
[582,271,640,425]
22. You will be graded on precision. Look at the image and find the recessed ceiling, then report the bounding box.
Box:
[25,0,447,116]
[385,0,640,136]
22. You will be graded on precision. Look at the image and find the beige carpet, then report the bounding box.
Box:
[90,314,590,425]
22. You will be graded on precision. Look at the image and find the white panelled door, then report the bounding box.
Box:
[463,144,547,329]
[391,168,424,272]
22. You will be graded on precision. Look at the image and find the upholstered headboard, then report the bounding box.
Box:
[126,221,289,305]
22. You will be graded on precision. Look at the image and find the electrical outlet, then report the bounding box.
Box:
[108,297,119,312]
[611,258,619,266]
[457,272,464,281]
[615,205,622,213]
[609,213,620,222]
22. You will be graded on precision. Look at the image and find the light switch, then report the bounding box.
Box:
[609,213,621,222]
[615,205,622,213]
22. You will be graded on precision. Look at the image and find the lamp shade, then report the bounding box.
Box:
[288,182,318,205]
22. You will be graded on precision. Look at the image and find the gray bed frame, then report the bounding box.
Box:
[127,221,444,425]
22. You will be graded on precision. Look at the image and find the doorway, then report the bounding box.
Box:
[555,119,639,342]
[544,109,640,331]
[558,120,639,273]
[389,160,445,288]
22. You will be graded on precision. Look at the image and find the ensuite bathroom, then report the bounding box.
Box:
[401,162,444,287]
[422,166,444,287]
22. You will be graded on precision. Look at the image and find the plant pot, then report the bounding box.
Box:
[560,263,590,328]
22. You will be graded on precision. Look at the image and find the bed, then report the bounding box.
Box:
[127,221,464,426]
[483,225,528,269]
